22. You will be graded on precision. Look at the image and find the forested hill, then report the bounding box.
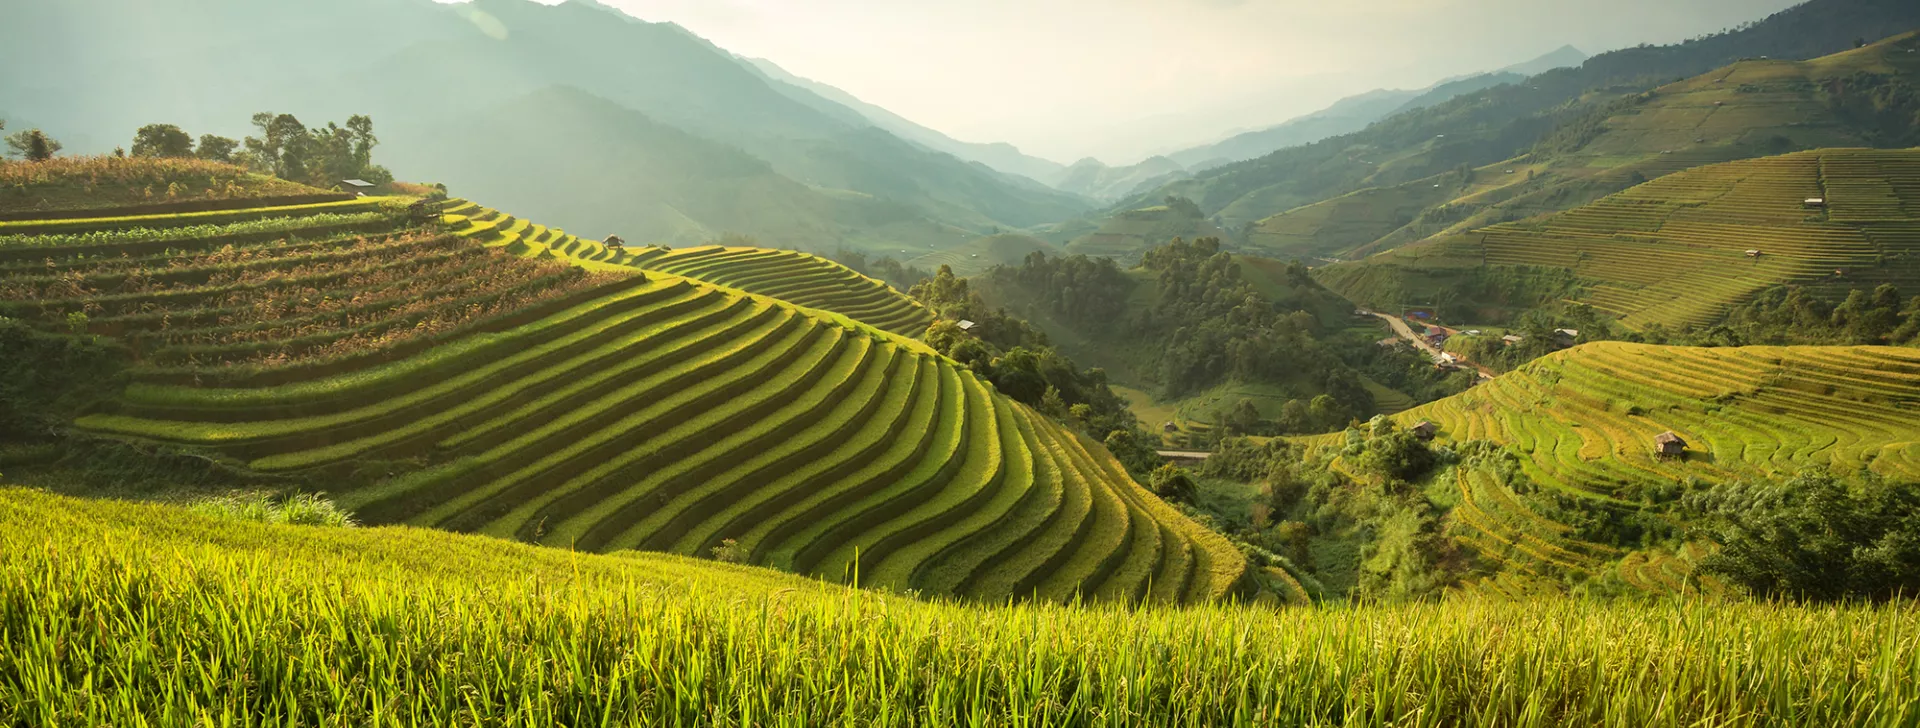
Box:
[964,239,1476,436]
[1115,0,1920,232]
[0,0,1090,254]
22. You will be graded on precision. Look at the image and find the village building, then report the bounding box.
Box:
[1654,431,1687,459]
[956,320,977,331]
[337,179,376,197]
[1410,421,1438,441]
[603,235,625,248]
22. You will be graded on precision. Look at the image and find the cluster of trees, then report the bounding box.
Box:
[124,113,393,188]
[1,121,61,162]
[976,237,1473,435]
[1136,239,1372,419]
[2,114,393,191]
[1685,471,1920,601]
[1650,284,1920,347]
[1820,72,1920,147]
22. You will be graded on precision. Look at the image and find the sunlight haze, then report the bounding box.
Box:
[585,0,1801,163]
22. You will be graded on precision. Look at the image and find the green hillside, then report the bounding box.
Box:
[1063,202,1227,260]
[0,180,1243,605]
[7,487,1917,724]
[905,234,1061,277]
[1111,0,1920,237]
[1241,31,1920,263]
[1318,148,1920,329]
[1309,341,1920,594]
[437,198,936,337]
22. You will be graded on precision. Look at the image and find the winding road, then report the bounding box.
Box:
[1370,312,1495,381]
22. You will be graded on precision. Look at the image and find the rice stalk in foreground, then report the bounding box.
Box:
[1,490,1915,727]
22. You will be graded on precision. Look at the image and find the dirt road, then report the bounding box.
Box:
[1370,312,1494,380]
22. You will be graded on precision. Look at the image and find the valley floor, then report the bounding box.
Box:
[3,487,1916,727]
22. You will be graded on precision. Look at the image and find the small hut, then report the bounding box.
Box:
[1410,421,1438,441]
[1804,197,1827,208]
[1654,431,1687,459]
[603,235,625,249]
[956,320,977,331]
[1162,421,1180,434]
[337,179,377,197]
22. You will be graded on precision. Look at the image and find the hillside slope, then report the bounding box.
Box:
[0,0,1089,248]
[1114,0,1920,234]
[1318,148,1920,329]
[1321,341,1920,592]
[0,180,1243,605]
[1243,31,1920,263]
[433,198,935,337]
[743,57,1068,185]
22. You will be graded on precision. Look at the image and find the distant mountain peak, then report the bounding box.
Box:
[1501,45,1589,76]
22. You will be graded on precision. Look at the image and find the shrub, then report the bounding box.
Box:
[1685,471,1920,602]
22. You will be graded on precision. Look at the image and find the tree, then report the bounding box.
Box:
[196,134,238,163]
[1149,464,1197,505]
[5,128,61,161]
[131,124,195,158]
[242,112,313,181]
[1687,471,1920,601]
[1226,398,1262,435]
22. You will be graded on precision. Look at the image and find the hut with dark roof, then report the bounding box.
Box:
[1654,431,1687,459]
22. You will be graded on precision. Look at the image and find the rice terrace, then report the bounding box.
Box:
[4,0,1920,725]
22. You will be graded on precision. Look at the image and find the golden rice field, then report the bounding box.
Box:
[441,199,933,336]
[1,191,1241,605]
[4,488,1916,727]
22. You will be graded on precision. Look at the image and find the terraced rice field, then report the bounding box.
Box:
[1473,149,1920,329]
[442,200,933,337]
[2,195,1243,605]
[1357,341,1920,587]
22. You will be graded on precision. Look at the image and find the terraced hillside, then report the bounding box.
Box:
[1319,148,1920,329]
[1333,341,1920,592]
[1247,32,1920,264]
[0,190,1244,605]
[441,199,933,337]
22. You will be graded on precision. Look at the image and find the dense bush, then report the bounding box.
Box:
[1685,471,1920,601]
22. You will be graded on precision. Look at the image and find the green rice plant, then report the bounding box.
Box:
[6,488,1918,726]
[0,210,399,251]
[189,491,357,527]
[682,356,931,558]
[613,340,899,553]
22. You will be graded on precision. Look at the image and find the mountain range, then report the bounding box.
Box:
[0,0,1090,254]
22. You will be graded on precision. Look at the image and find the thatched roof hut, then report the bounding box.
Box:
[1654,431,1687,457]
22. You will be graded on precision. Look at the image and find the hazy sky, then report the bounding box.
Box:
[583,0,1801,164]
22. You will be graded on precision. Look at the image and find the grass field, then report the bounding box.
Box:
[441,199,933,337]
[1320,148,1920,329]
[4,487,1917,726]
[1310,341,1920,590]
[1,190,1241,605]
